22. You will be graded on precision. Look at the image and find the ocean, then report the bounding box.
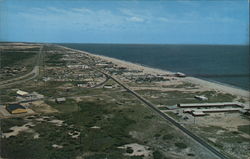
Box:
[60,44,250,90]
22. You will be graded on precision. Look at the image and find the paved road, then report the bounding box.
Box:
[0,46,43,88]
[94,68,228,159]
[61,45,228,159]
[92,75,110,88]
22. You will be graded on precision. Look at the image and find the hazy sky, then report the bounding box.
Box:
[0,0,249,44]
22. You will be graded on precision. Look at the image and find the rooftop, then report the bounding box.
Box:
[6,104,26,111]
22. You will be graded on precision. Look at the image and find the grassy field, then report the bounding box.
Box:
[2,44,241,159]
[1,50,38,67]
[188,125,250,159]
[237,125,250,135]
[1,86,200,159]
[45,53,66,66]
[0,88,17,103]
[136,89,237,106]
[0,47,39,81]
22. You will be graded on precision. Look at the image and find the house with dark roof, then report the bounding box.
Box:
[6,104,27,114]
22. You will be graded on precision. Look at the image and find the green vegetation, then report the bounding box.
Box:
[1,117,26,133]
[174,142,187,149]
[154,133,161,138]
[0,47,39,81]
[199,125,225,133]
[193,125,250,158]
[222,134,250,144]
[105,79,117,85]
[1,86,193,159]
[162,134,173,140]
[85,153,124,159]
[158,107,168,110]
[136,89,236,106]
[1,45,204,159]
[237,125,250,135]
[165,112,181,121]
[1,99,138,159]
[45,99,78,113]
[1,125,83,159]
[238,98,246,103]
[45,53,65,66]
[1,51,37,67]
[197,91,236,102]
[152,150,166,159]
[126,147,134,153]
[130,156,143,159]
[0,89,16,103]
[143,115,155,119]
[164,82,197,89]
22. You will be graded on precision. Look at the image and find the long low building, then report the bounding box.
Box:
[6,104,27,114]
[177,102,246,108]
[184,108,243,116]
[191,111,206,116]
[194,108,242,113]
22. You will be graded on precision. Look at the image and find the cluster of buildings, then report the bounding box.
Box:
[44,63,104,87]
[6,104,27,114]
[178,102,249,116]
[16,90,44,102]
[1,90,44,116]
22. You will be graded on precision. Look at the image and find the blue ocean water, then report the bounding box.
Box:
[60,44,250,90]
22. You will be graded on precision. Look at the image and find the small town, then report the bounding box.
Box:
[1,0,249,159]
[0,43,249,159]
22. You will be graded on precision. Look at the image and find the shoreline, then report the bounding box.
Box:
[58,45,250,99]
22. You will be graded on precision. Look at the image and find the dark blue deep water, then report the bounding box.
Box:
[60,44,250,90]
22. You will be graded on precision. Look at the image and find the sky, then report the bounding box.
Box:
[0,0,249,44]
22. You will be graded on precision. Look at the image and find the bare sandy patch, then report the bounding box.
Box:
[33,133,40,139]
[118,143,152,158]
[48,119,64,126]
[90,126,101,129]
[31,100,58,113]
[196,113,249,131]
[2,122,35,138]
[52,144,63,149]
[68,131,80,138]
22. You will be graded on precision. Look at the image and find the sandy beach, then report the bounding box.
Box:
[59,45,250,100]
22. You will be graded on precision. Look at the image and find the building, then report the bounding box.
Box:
[67,65,89,69]
[29,92,44,100]
[6,104,27,114]
[175,72,186,77]
[177,102,245,108]
[194,95,208,101]
[16,90,29,96]
[77,84,85,87]
[56,97,66,103]
[103,85,113,89]
[191,111,206,116]
[183,108,242,116]
[195,108,242,113]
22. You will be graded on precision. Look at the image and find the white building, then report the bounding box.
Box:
[194,95,208,101]
[16,90,29,96]
[56,97,66,103]
[103,85,113,89]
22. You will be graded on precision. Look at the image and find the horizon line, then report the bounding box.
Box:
[0,41,249,46]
